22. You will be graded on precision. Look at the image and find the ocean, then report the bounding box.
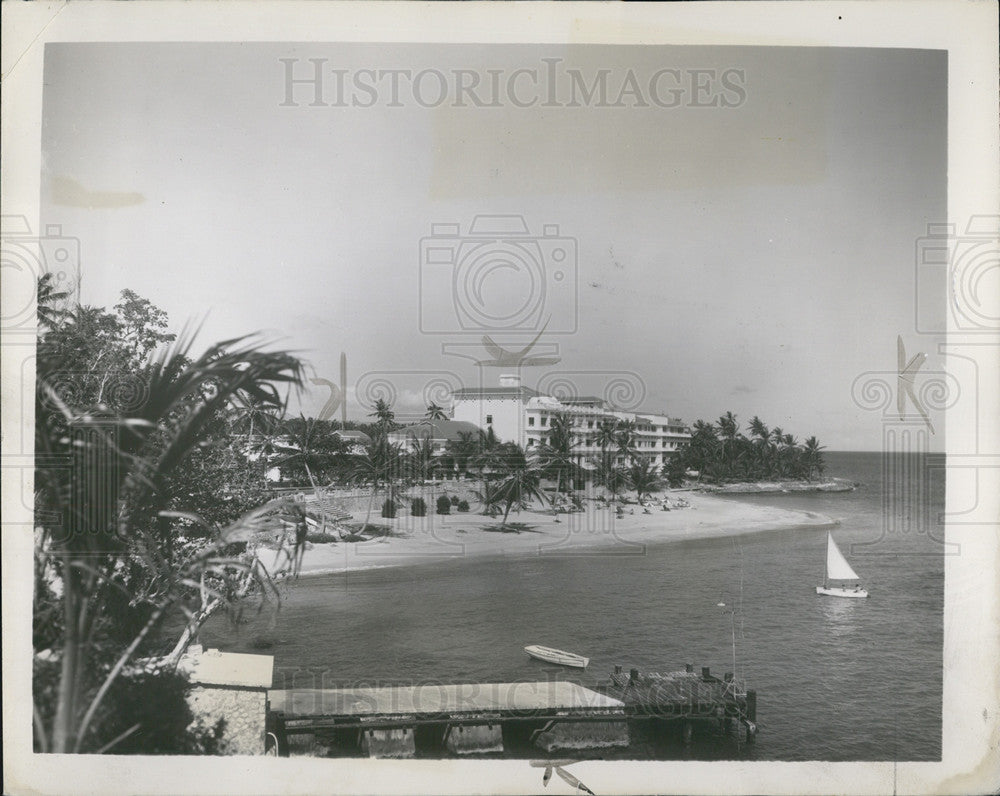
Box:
[200,451,944,761]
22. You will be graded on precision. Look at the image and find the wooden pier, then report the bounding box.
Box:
[268,680,629,757]
[605,664,757,744]
[266,666,757,757]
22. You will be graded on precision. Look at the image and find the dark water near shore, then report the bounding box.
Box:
[201,452,943,761]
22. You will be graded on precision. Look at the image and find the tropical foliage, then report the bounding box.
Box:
[273,415,348,484]
[665,413,825,485]
[536,413,581,493]
[423,402,448,421]
[349,431,405,531]
[368,397,397,431]
[626,458,662,502]
[486,446,548,529]
[442,430,479,479]
[33,284,308,754]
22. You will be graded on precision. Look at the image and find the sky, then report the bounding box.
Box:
[40,43,947,450]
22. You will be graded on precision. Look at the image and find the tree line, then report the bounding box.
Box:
[663,410,826,485]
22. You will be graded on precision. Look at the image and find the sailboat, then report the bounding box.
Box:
[815,532,869,598]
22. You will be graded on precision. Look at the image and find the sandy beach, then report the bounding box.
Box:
[286,493,836,578]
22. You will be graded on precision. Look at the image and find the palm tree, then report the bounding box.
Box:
[232,393,280,441]
[349,431,405,534]
[472,480,503,518]
[228,396,283,484]
[748,415,771,477]
[769,427,786,479]
[801,436,826,481]
[537,413,580,493]
[595,418,619,473]
[490,446,548,530]
[470,427,506,489]
[778,432,801,478]
[595,459,629,506]
[686,420,721,481]
[34,330,306,753]
[615,418,638,466]
[368,397,396,431]
[406,432,439,513]
[406,433,438,484]
[627,457,662,503]
[748,416,768,442]
[424,402,448,421]
[444,430,478,479]
[717,411,743,476]
[274,415,334,484]
[36,273,71,330]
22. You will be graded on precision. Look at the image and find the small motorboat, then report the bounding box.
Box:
[524,644,589,668]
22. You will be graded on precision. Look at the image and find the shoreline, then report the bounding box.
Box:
[281,493,838,579]
[696,477,856,495]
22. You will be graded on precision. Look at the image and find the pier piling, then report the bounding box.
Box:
[445,722,503,755]
[361,726,415,759]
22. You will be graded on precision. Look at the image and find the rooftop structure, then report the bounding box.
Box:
[387,418,484,454]
[332,429,371,455]
[332,430,371,443]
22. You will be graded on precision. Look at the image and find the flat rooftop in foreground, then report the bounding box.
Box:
[269,681,624,717]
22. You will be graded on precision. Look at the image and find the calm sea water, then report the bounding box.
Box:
[201,452,943,761]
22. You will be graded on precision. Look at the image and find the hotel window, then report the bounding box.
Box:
[588,421,594,428]
[486,415,493,424]
[541,417,547,426]
[527,439,534,447]
[528,416,535,426]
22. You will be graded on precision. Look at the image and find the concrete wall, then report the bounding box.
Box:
[452,396,524,445]
[187,686,268,755]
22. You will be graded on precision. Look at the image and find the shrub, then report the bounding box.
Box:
[410,497,427,517]
[84,670,226,754]
[457,499,470,512]
[380,499,397,518]
[450,494,460,505]
[436,495,451,515]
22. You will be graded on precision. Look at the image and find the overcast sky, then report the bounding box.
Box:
[41,43,946,450]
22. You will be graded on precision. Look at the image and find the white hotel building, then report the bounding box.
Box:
[450,374,691,471]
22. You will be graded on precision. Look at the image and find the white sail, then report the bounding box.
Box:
[826,533,861,581]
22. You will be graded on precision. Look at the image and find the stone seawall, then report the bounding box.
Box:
[179,646,273,756]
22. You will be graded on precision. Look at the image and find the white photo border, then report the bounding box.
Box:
[2,2,998,794]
